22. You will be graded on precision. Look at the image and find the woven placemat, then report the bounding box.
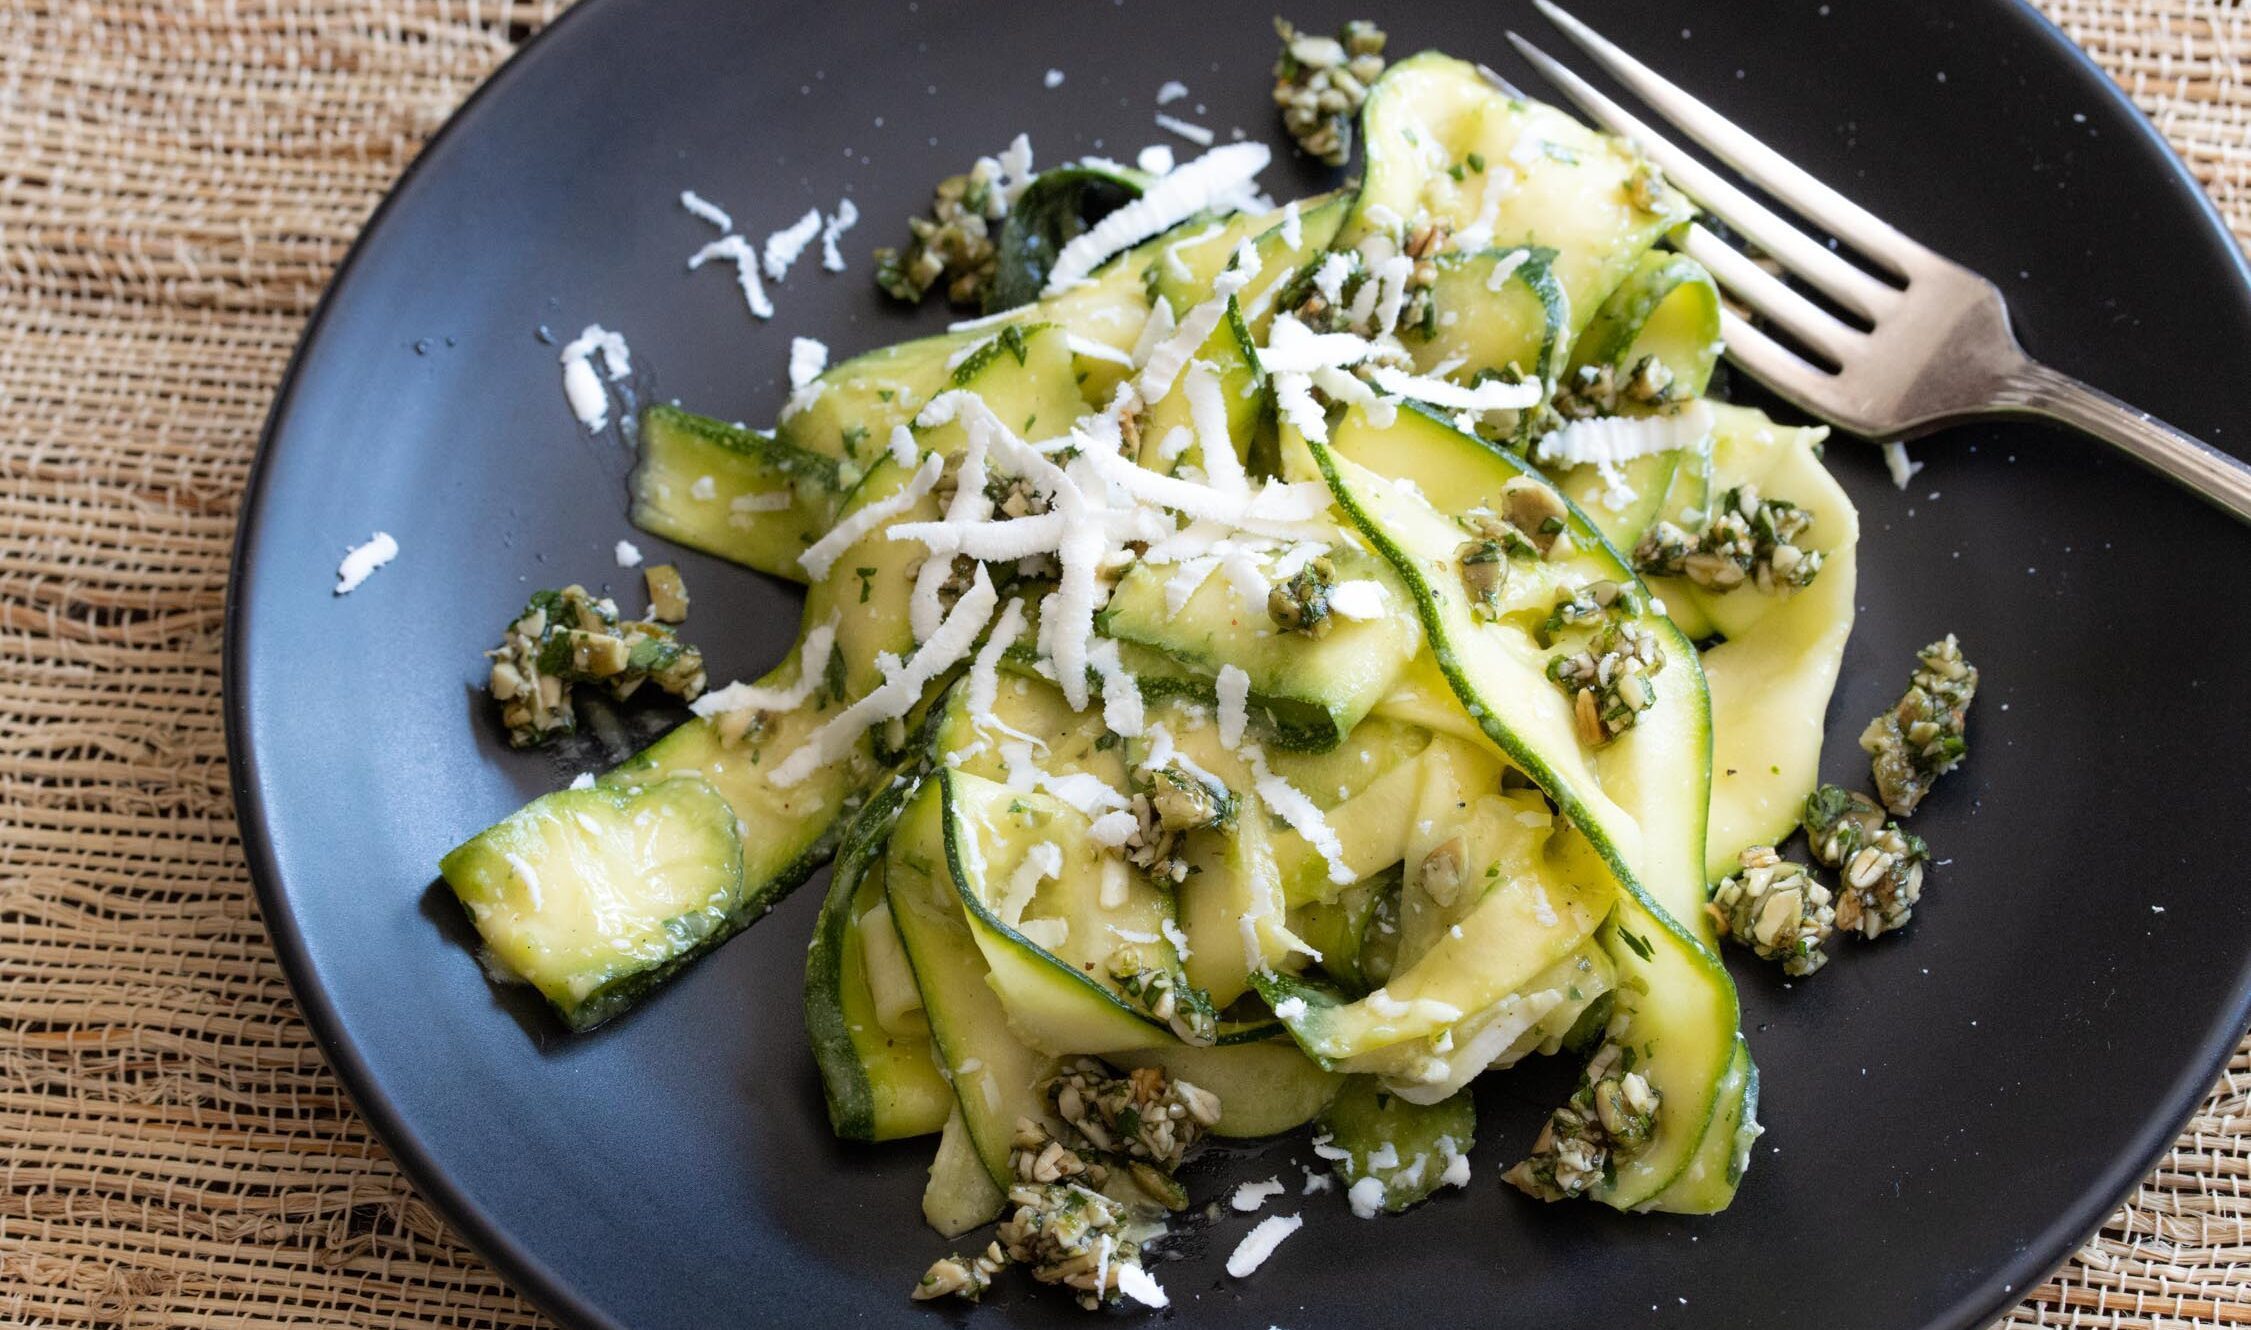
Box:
[1,1,2244,1325]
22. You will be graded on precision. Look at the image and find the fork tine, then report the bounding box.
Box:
[1677,223,1864,368]
[1475,62,1531,100]
[1504,30,1900,325]
[1530,0,1934,278]
[1716,309,1846,420]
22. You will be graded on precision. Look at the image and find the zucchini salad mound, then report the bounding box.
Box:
[438,19,1977,1311]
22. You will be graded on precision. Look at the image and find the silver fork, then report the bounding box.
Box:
[1503,0,2251,522]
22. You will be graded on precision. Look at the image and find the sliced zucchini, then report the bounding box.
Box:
[1097,542,1420,753]
[924,1104,1008,1237]
[1679,407,1859,877]
[1110,1039,1345,1138]
[1645,1036,1760,1214]
[884,780,1061,1210]
[1568,250,1723,398]
[1413,245,1571,388]
[1236,194,1352,339]
[1311,402,1743,1210]
[1135,297,1264,479]
[774,328,975,470]
[1146,206,1280,317]
[932,769,1208,1053]
[440,776,745,1032]
[805,775,951,1141]
[1315,1076,1474,1213]
[988,160,1146,312]
[1348,54,1691,331]
[629,405,843,584]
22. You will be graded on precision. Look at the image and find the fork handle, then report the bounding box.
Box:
[1998,362,2251,524]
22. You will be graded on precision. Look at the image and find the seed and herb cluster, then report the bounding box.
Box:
[1709,845,1836,976]
[1711,638,1974,975]
[1122,758,1238,885]
[1861,633,1978,816]
[873,158,1011,308]
[1271,17,1389,166]
[1634,483,1825,595]
[916,1060,1220,1308]
[482,574,706,748]
[1506,1040,1661,1201]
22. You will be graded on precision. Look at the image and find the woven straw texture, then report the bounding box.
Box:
[1,1,2245,1325]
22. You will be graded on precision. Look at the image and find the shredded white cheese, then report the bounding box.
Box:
[1215,665,1251,748]
[1272,995,1308,1021]
[559,324,632,430]
[1042,142,1271,294]
[687,236,774,320]
[1226,1213,1303,1277]
[1250,748,1353,885]
[1367,364,1542,412]
[691,614,840,718]
[1533,401,1716,468]
[1327,579,1386,619]
[1155,80,1190,105]
[1485,246,1531,291]
[1064,334,1136,367]
[1044,67,1065,89]
[787,337,829,390]
[769,568,998,787]
[799,452,943,581]
[334,531,397,595]
[567,771,596,791]
[614,539,643,567]
[1279,200,1303,251]
[819,198,859,273]
[1136,143,1176,175]
[762,209,823,282]
[679,189,732,232]
[1232,1177,1287,1213]
[1115,1263,1169,1309]
[1155,112,1216,146]
[1882,440,1923,490]
[1346,1176,1386,1219]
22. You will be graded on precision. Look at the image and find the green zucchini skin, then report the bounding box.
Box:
[439,772,834,1034]
[630,405,842,585]
[1307,403,1744,1212]
[805,773,941,1142]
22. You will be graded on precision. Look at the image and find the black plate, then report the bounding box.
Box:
[226,1,2251,1325]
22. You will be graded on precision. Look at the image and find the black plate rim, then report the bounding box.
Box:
[219,3,2251,1328]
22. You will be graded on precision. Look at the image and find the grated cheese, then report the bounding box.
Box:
[1279,199,1302,250]
[1043,67,1065,88]
[1232,1177,1286,1213]
[1226,1214,1303,1277]
[1250,748,1353,885]
[1137,143,1176,175]
[799,452,942,581]
[769,568,997,787]
[787,336,829,390]
[1086,637,1145,737]
[1064,334,1136,367]
[1155,79,1190,104]
[1484,246,1531,292]
[964,596,1028,727]
[568,771,596,790]
[1327,579,1386,619]
[1042,142,1271,294]
[1367,364,1542,413]
[334,531,398,595]
[1215,665,1250,748]
[687,236,774,319]
[1273,995,1308,1021]
[1882,440,1923,490]
[1155,112,1216,146]
[559,324,632,430]
[692,613,840,718]
[679,189,732,231]
[614,539,643,567]
[762,209,823,282]
[819,198,859,273]
[1533,400,1715,469]
[1116,1264,1169,1309]
[1346,1176,1386,1219]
